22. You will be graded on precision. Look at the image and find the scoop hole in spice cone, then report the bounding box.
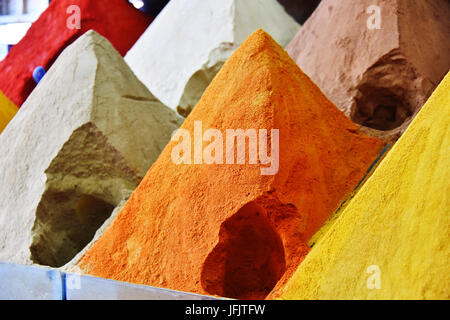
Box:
[351,87,413,131]
[201,202,286,299]
[30,193,114,267]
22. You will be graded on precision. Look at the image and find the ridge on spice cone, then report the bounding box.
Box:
[0,0,151,107]
[125,0,300,117]
[286,0,450,143]
[0,31,182,268]
[279,71,450,300]
[0,91,18,134]
[77,29,384,300]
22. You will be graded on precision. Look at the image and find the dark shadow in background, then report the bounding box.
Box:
[140,0,170,17]
[140,0,321,24]
[277,0,321,24]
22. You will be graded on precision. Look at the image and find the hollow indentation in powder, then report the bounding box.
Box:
[201,202,286,300]
[30,192,114,267]
[177,60,224,117]
[351,85,413,131]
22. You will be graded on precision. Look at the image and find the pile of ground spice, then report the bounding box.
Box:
[279,71,450,300]
[0,30,182,267]
[77,30,384,300]
[286,0,450,142]
[125,0,300,117]
[0,90,17,134]
[0,0,151,107]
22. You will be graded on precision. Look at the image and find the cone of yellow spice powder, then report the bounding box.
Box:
[279,71,450,300]
[0,90,18,134]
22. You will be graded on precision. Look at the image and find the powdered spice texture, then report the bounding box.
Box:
[0,0,151,106]
[280,72,450,300]
[78,30,384,300]
[0,91,17,133]
[286,0,450,142]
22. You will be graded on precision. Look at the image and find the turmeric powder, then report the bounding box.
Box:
[0,91,18,134]
[280,71,450,300]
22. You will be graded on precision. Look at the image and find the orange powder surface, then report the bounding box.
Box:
[78,30,384,299]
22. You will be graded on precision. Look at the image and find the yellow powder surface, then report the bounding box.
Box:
[280,71,450,300]
[0,91,17,133]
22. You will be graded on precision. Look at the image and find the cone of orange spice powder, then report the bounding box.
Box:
[76,30,384,300]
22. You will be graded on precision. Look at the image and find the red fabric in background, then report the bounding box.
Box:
[0,0,151,107]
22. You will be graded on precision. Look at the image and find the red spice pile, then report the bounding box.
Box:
[0,0,151,106]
